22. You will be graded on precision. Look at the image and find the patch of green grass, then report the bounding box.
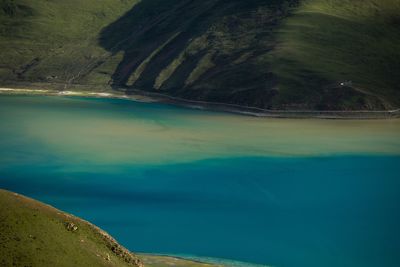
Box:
[266,0,400,109]
[0,0,139,85]
[0,189,143,266]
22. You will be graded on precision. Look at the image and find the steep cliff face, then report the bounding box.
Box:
[1,0,400,110]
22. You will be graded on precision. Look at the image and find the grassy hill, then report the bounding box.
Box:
[1,0,399,110]
[267,0,400,110]
[0,189,217,267]
[0,0,139,87]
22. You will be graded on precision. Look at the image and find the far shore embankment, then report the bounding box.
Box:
[1,84,399,119]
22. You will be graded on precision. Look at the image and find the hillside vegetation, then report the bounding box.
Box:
[0,189,143,267]
[1,0,399,110]
[0,0,138,86]
[0,189,219,267]
[267,0,400,109]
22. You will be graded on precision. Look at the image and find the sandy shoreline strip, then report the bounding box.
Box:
[139,253,270,267]
[1,87,399,119]
[0,87,114,97]
[0,87,155,102]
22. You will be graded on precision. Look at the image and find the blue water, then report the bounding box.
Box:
[1,96,400,267]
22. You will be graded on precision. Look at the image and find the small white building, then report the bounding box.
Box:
[340,81,353,87]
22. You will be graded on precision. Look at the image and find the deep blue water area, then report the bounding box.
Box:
[1,95,400,267]
[1,156,399,267]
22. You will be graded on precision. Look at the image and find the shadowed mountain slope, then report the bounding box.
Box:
[1,0,399,110]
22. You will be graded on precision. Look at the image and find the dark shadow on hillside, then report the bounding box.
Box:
[98,0,286,92]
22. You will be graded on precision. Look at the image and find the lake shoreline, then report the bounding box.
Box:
[1,86,399,119]
[0,188,225,267]
[138,253,269,267]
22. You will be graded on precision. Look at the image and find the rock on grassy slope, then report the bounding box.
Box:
[0,189,216,267]
[1,0,399,110]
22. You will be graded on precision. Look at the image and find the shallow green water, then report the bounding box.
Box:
[0,96,399,267]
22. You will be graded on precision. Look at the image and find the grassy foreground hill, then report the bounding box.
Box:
[1,0,400,110]
[0,189,217,267]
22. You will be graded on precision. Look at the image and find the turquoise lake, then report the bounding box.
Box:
[1,95,400,267]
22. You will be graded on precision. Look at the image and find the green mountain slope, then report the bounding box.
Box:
[0,189,219,267]
[0,0,139,86]
[0,189,143,267]
[267,0,400,109]
[1,0,399,110]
